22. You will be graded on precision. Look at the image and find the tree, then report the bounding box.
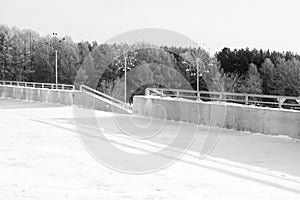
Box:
[222,72,240,93]
[270,58,300,96]
[260,58,275,95]
[239,63,262,94]
[2,23,300,99]
[0,25,13,80]
[58,36,80,84]
[74,68,87,89]
[202,58,225,92]
[32,37,54,83]
[77,41,91,64]
[81,54,97,88]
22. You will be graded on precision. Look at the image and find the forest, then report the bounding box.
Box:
[1,24,300,102]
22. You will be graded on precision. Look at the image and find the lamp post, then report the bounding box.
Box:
[124,54,127,104]
[196,59,200,101]
[184,53,204,101]
[47,32,65,87]
[52,32,58,86]
[119,48,136,104]
[55,50,58,85]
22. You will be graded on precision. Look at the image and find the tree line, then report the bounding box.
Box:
[216,48,300,96]
[1,24,300,102]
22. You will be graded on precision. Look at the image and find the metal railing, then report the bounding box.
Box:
[0,80,75,90]
[80,85,133,112]
[145,88,300,110]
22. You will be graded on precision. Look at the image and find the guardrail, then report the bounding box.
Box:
[145,88,300,110]
[80,85,132,111]
[0,80,75,90]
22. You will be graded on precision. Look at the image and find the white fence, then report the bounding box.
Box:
[0,80,75,90]
[145,88,300,110]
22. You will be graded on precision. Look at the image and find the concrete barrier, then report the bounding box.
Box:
[0,85,73,105]
[133,96,300,139]
[0,85,131,114]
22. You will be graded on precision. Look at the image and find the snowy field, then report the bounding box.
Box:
[0,98,300,199]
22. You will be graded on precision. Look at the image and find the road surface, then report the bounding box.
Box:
[0,98,299,199]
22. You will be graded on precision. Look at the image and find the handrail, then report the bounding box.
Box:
[145,88,300,110]
[0,80,75,90]
[80,85,132,111]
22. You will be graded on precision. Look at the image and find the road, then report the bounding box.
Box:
[0,98,299,199]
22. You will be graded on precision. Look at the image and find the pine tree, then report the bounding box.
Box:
[75,68,87,89]
[82,54,97,88]
[260,58,275,95]
[240,63,262,94]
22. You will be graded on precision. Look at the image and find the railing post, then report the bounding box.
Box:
[145,89,149,96]
[62,85,65,90]
[219,94,222,102]
[279,98,282,109]
[278,98,285,109]
[245,95,249,105]
[176,91,179,99]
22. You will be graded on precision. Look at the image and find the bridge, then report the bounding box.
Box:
[0,81,300,199]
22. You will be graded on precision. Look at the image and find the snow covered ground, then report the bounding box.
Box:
[0,98,300,199]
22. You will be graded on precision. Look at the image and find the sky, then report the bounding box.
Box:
[0,0,300,54]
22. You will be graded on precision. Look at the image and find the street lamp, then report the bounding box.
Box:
[53,33,58,86]
[124,54,127,104]
[184,55,203,101]
[189,51,205,101]
[196,59,200,100]
[55,49,58,85]
[47,32,65,87]
[116,49,137,103]
[195,58,205,101]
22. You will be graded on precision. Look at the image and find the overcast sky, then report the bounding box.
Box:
[1,0,300,54]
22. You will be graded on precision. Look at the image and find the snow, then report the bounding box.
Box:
[146,95,300,113]
[0,98,300,199]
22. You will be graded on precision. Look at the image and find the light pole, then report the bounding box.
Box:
[124,54,127,104]
[196,59,200,101]
[55,50,58,85]
[52,32,58,86]
[117,48,136,103]
[185,54,203,101]
[47,32,65,87]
